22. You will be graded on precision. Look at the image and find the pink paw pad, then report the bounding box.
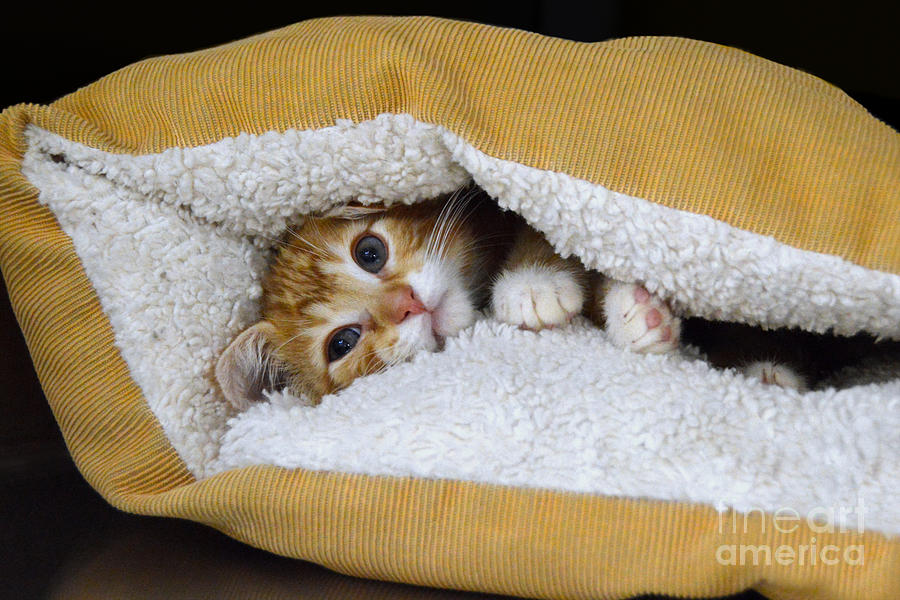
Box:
[633,286,651,304]
[657,325,672,342]
[603,281,681,354]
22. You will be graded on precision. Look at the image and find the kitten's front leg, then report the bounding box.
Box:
[589,275,681,354]
[491,224,586,330]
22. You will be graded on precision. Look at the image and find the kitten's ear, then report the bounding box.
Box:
[215,321,287,410]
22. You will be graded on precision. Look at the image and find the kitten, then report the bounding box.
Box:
[216,188,792,408]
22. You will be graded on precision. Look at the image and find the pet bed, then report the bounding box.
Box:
[1,16,898,600]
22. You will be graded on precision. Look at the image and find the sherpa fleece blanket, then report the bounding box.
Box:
[2,16,899,600]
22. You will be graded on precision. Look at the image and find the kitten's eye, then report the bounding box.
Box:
[353,235,388,273]
[327,326,361,362]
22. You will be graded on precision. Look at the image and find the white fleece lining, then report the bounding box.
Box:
[20,114,900,537]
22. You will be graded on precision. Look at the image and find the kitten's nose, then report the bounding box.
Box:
[387,286,428,324]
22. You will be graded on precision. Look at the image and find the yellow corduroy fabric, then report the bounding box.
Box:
[0,16,898,600]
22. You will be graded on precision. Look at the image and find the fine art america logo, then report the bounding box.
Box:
[715,499,866,567]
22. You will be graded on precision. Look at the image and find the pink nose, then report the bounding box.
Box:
[388,286,427,324]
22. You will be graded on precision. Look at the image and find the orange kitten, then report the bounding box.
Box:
[216,188,684,407]
[218,192,509,405]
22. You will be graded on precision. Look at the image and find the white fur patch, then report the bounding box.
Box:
[491,266,583,329]
[20,114,900,536]
[407,259,476,337]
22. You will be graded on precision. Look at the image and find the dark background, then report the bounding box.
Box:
[1,2,897,598]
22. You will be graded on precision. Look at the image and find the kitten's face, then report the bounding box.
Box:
[262,200,483,399]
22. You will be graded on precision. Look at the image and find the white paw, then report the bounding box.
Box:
[603,281,680,354]
[492,266,584,330]
[740,361,808,392]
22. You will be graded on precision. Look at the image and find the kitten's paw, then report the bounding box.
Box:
[603,281,680,353]
[740,361,808,392]
[492,266,584,330]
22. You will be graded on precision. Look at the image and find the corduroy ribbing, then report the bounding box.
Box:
[4,17,897,274]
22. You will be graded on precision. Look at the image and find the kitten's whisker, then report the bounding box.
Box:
[425,186,465,259]
[434,185,486,261]
[429,186,471,263]
[274,330,306,354]
[255,234,308,253]
[451,237,512,260]
[426,188,463,263]
[285,227,331,260]
[357,340,403,376]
